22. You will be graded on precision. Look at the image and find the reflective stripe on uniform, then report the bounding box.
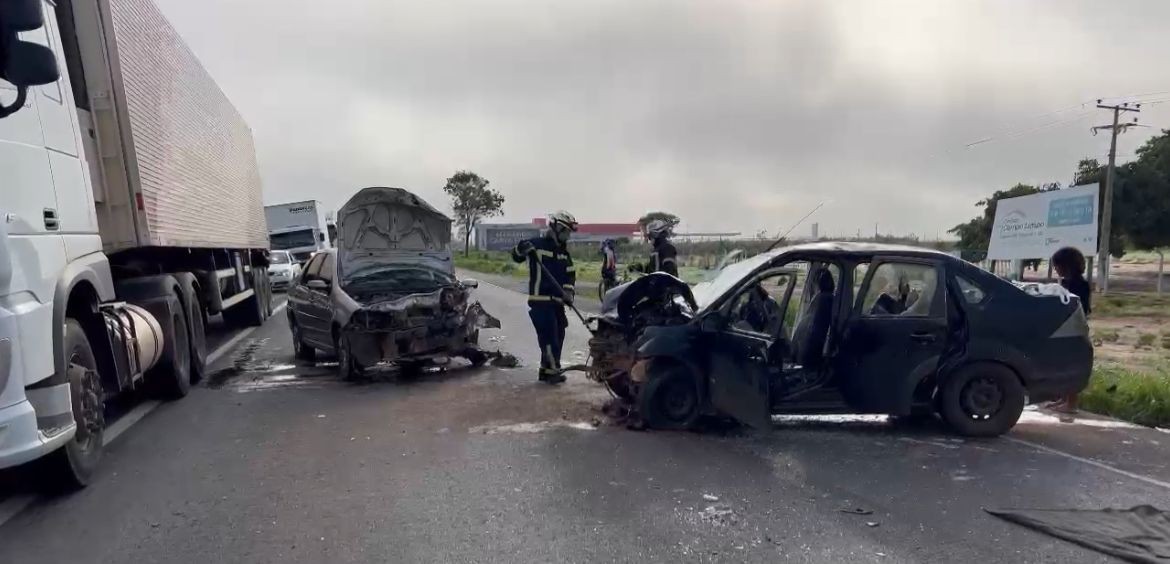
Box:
[562,284,575,290]
[565,265,576,272]
[662,257,676,264]
[536,249,555,258]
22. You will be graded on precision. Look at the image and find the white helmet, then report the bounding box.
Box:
[644,219,672,239]
[548,210,579,232]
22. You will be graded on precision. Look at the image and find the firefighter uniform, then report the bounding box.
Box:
[512,235,576,381]
[649,239,679,277]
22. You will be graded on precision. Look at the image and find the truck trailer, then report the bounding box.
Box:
[0,0,272,488]
[264,200,332,263]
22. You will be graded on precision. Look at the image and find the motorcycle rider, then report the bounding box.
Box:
[642,219,679,277]
[599,238,618,290]
[511,211,579,384]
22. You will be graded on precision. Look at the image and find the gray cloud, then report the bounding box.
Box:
[155,0,1170,240]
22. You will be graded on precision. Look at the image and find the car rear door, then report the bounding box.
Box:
[836,258,948,414]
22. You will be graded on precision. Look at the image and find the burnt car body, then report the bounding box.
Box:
[286,187,499,378]
[586,242,1092,437]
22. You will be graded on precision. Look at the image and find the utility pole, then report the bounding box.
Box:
[1093,100,1141,294]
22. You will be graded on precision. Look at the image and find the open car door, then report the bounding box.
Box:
[702,269,798,429]
[837,258,948,413]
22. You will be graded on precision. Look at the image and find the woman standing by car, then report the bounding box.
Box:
[1050,246,1091,413]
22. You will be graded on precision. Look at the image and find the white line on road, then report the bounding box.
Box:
[0,302,287,530]
[1006,436,1170,492]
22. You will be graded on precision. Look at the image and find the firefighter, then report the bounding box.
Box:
[642,219,679,277]
[512,211,578,384]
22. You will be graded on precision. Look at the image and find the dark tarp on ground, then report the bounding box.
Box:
[986,505,1170,563]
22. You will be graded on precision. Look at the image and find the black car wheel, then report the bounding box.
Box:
[290,320,316,362]
[337,334,364,381]
[638,363,700,430]
[939,363,1025,437]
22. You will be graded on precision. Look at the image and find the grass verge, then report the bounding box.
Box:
[1080,363,1170,428]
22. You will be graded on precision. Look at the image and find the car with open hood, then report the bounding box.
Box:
[286,187,499,378]
[585,242,1092,437]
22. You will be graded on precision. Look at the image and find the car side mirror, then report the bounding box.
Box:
[306,279,329,291]
[460,278,479,289]
[2,40,59,87]
[0,0,47,31]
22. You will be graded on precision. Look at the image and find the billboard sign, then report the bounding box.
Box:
[482,226,542,251]
[987,184,1099,260]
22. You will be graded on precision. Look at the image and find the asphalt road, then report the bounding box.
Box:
[1,280,1168,563]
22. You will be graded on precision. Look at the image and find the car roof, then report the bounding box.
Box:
[766,241,956,262]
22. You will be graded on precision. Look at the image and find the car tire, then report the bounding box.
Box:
[638,363,701,431]
[337,334,364,381]
[290,319,316,362]
[938,363,1025,438]
[38,319,106,491]
[464,349,488,368]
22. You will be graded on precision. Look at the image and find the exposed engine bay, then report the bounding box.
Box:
[335,187,500,367]
[586,274,694,400]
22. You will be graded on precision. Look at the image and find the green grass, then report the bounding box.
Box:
[1093,293,1170,318]
[1081,363,1170,428]
[1095,328,1121,343]
[1137,333,1157,348]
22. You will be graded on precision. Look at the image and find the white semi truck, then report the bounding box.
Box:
[264,200,332,263]
[0,0,272,489]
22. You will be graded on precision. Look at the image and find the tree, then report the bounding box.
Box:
[948,183,1048,258]
[442,171,505,256]
[1116,130,1170,252]
[637,211,681,236]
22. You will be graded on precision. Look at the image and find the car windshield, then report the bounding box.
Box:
[690,249,782,309]
[270,252,290,264]
[270,229,315,250]
[343,264,455,290]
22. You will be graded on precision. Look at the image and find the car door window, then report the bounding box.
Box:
[859,262,939,317]
[725,271,796,337]
[955,275,986,304]
[318,254,335,284]
[301,254,325,283]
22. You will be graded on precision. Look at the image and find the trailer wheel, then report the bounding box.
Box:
[39,319,105,491]
[938,363,1025,437]
[638,362,701,431]
[175,273,207,383]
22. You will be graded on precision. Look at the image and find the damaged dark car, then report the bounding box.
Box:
[287,187,500,378]
[587,242,1092,437]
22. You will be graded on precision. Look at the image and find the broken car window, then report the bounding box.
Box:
[956,275,986,305]
[727,272,794,336]
[861,262,938,317]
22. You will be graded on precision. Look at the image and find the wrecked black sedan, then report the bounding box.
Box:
[586,242,1092,437]
[286,187,499,379]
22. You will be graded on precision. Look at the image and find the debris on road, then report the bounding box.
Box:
[316,414,327,419]
[866,521,880,528]
[839,507,874,515]
[703,494,720,502]
[488,351,519,368]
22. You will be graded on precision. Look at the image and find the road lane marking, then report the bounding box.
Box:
[1006,436,1170,492]
[0,301,288,530]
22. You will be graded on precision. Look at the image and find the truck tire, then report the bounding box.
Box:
[117,276,192,399]
[175,273,207,384]
[224,284,264,328]
[938,363,1025,438]
[147,297,192,400]
[39,319,105,491]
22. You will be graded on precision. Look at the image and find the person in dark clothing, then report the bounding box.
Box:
[599,239,618,291]
[642,219,679,277]
[512,211,578,384]
[1050,246,1091,412]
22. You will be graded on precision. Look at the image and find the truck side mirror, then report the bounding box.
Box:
[0,0,46,31]
[2,40,59,87]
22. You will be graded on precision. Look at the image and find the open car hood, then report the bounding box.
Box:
[337,187,455,289]
[600,273,697,321]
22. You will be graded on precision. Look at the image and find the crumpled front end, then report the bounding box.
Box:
[343,287,500,366]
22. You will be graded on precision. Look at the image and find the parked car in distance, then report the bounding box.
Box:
[586,242,1093,437]
[286,187,500,379]
[268,250,302,291]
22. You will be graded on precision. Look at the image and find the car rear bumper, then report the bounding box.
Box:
[1024,336,1094,402]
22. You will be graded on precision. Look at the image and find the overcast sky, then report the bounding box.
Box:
[155,0,1170,240]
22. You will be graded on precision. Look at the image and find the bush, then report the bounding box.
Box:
[1137,333,1156,348]
[1080,364,1170,428]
